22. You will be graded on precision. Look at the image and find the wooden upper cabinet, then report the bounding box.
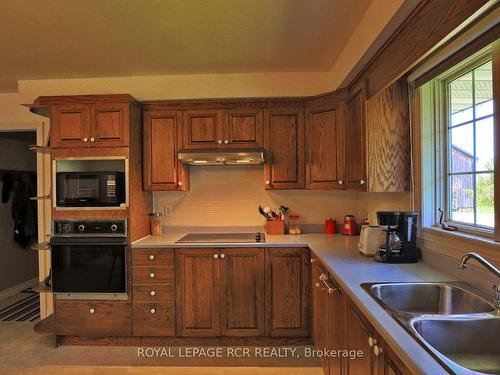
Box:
[176,248,221,337]
[48,95,135,149]
[224,109,264,148]
[266,247,310,337]
[91,103,129,147]
[220,248,265,337]
[264,109,305,189]
[345,90,367,190]
[143,111,189,191]
[366,78,410,192]
[51,104,91,148]
[306,105,345,189]
[182,110,224,148]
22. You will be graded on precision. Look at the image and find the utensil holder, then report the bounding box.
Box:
[265,220,285,235]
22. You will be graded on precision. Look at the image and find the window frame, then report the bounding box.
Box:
[433,50,495,237]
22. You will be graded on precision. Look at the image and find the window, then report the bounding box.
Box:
[446,60,494,228]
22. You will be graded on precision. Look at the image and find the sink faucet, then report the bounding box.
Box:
[459,252,500,308]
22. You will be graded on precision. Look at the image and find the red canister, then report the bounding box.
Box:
[325,218,336,234]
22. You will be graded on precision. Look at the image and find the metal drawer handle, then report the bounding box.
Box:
[150,290,156,296]
[89,308,95,314]
[90,137,95,142]
[149,255,155,260]
[224,140,229,144]
[213,254,219,259]
[368,337,377,347]
[149,272,155,278]
[220,253,225,259]
[217,139,223,144]
[83,137,88,142]
[150,308,156,314]
[373,345,383,356]
[319,273,337,294]
[338,180,344,185]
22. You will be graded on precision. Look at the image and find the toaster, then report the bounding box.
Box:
[358,225,382,256]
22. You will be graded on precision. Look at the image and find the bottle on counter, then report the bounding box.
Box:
[288,214,302,235]
[150,212,163,236]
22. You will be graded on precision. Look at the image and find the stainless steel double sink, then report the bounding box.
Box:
[362,282,499,374]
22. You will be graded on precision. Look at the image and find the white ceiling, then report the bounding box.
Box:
[0,0,373,92]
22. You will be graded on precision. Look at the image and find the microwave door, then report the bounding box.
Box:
[76,174,100,204]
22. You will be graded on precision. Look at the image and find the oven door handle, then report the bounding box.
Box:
[50,240,128,246]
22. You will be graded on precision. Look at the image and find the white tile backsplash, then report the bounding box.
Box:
[153,165,411,227]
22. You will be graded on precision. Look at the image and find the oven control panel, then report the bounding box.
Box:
[53,220,126,236]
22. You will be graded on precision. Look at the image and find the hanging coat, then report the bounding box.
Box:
[11,173,37,248]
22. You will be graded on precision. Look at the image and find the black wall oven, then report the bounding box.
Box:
[56,171,125,207]
[50,220,127,295]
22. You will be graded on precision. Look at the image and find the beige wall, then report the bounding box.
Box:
[153,166,411,228]
[0,137,38,292]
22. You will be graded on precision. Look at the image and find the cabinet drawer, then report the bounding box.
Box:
[132,266,174,284]
[132,249,174,266]
[133,284,174,302]
[55,300,131,336]
[133,302,175,336]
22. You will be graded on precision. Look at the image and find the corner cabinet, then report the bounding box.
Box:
[49,97,134,148]
[306,103,346,189]
[264,109,305,189]
[143,110,189,191]
[266,247,310,337]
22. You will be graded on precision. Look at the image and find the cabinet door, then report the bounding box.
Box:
[51,104,91,148]
[143,111,189,191]
[266,248,310,337]
[345,90,367,191]
[306,106,345,189]
[327,281,345,375]
[264,109,305,189]
[345,301,378,375]
[183,110,224,148]
[176,248,220,337]
[224,109,264,148]
[311,259,330,374]
[220,248,265,336]
[91,103,129,147]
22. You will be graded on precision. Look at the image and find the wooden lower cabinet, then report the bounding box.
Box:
[176,248,221,337]
[131,248,176,336]
[311,255,411,375]
[55,300,131,336]
[220,248,266,336]
[176,248,267,337]
[267,247,310,337]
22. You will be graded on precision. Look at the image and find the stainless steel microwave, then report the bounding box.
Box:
[56,171,125,207]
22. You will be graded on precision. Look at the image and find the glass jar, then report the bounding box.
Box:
[150,212,163,236]
[288,214,301,235]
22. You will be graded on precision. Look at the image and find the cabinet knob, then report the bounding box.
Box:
[220,253,225,259]
[224,140,229,144]
[327,287,334,294]
[83,137,88,142]
[310,258,316,263]
[360,179,365,185]
[90,137,95,142]
[177,181,183,186]
[368,336,377,347]
[150,290,156,296]
[89,308,95,314]
[149,272,155,278]
[338,180,344,185]
[217,139,223,144]
[315,282,321,288]
[373,345,383,357]
[265,180,271,185]
[149,254,155,260]
[213,254,219,259]
[150,308,156,314]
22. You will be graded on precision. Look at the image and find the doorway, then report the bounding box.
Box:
[0,131,39,321]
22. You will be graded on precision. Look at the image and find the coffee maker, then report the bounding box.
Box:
[375,211,421,263]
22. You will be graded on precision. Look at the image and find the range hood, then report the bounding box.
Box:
[178,148,265,166]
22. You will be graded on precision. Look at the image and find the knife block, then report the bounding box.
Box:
[265,220,285,235]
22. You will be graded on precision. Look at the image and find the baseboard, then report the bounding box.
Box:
[0,277,38,300]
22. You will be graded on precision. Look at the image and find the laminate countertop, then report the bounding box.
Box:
[132,232,459,375]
